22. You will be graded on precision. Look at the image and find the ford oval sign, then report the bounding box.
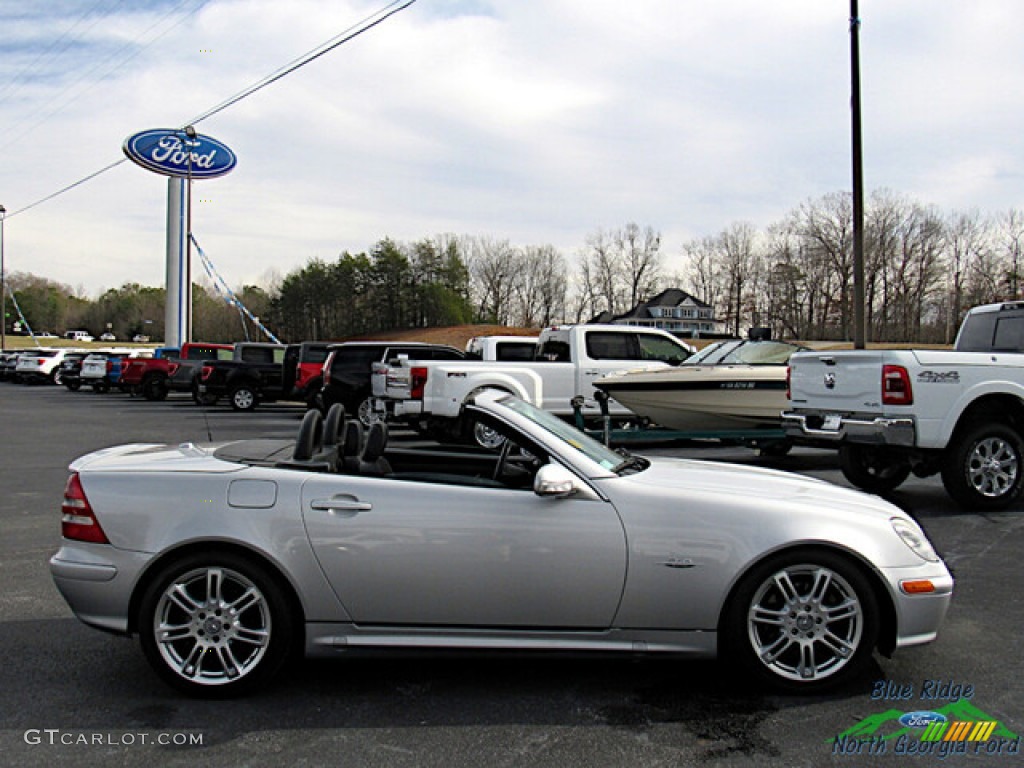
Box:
[898,711,948,729]
[123,129,237,179]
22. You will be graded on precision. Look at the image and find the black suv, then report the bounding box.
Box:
[319,342,463,424]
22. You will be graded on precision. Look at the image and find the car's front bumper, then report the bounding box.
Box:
[878,560,954,649]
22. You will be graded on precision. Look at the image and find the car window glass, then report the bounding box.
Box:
[637,335,691,364]
[993,316,1024,351]
[585,332,636,360]
[537,340,571,362]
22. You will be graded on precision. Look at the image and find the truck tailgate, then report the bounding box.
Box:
[787,350,886,411]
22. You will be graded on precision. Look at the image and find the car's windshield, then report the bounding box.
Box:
[495,395,626,471]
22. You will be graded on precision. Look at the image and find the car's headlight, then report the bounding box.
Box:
[891,518,939,562]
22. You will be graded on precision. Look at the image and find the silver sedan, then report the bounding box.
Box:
[51,390,952,696]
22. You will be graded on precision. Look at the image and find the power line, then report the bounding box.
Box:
[3,0,207,147]
[5,0,418,220]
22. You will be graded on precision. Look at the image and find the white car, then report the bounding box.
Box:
[51,391,953,697]
[14,348,73,384]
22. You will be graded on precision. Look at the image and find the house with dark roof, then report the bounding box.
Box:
[611,288,724,337]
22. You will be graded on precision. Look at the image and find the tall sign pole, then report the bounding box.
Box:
[165,177,189,346]
[122,127,236,348]
[850,0,867,349]
[0,204,6,351]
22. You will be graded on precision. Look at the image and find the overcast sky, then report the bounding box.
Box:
[2,0,1023,297]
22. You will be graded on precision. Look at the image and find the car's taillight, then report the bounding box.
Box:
[410,367,428,400]
[882,365,913,406]
[786,365,792,401]
[61,474,109,544]
[201,365,213,381]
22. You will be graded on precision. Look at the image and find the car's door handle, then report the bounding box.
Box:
[310,497,372,513]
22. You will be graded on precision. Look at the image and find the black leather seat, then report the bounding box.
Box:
[358,422,392,475]
[339,421,363,473]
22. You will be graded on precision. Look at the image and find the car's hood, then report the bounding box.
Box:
[70,442,244,474]
[632,456,907,521]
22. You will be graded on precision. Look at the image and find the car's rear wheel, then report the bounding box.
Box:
[142,376,169,401]
[723,549,879,691]
[941,422,1024,509]
[138,552,294,697]
[356,397,383,427]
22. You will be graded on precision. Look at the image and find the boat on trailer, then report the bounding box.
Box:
[594,339,805,432]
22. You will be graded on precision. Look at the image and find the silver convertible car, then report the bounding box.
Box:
[51,390,952,696]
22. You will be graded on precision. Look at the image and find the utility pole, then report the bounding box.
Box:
[850,0,867,348]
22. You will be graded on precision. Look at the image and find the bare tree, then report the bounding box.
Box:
[465,236,518,324]
[944,209,990,342]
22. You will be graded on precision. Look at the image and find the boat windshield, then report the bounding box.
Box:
[495,395,627,472]
[685,340,805,366]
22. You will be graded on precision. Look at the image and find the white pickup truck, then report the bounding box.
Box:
[372,324,694,443]
[783,301,1024,509]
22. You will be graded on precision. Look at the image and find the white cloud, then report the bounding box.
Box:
[2,0,1024,296]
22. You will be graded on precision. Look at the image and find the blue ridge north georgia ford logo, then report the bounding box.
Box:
[122,129,237,179]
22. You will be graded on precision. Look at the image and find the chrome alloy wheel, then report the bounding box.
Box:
[153,567,271,686]
[966,436,1019,498]
[232,388,255,410]
[747,564,863,682]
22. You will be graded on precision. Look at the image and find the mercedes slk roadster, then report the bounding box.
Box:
[51,390,952,696]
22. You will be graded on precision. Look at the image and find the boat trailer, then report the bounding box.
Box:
[572,391,791,455]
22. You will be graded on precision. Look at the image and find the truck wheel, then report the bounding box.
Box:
[230,384,259,412]
[143,376,169,401]
[941,423,1024,510]
[357,397,383,427]
[838,445,910,494]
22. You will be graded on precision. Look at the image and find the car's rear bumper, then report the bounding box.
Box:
[50,544,152,635]
[782,410,916,447]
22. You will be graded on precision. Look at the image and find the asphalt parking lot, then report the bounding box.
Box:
[0,384,1021,768]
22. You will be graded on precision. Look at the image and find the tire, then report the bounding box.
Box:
[142,376,169,401]
[722,549,879,692]
[229,384,258,412]
[838,444,911,494]
[138,551,294,697]
[470,420,506,451]
[356,397,383,427]
[940,423,1024,510]
[65,381,81,392]
[93,381,110,394]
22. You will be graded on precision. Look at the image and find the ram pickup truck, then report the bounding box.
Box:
[121,343,233,400]
[372,325,694,443]
[783,301,1024,509]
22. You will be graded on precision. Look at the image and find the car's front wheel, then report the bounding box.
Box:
[229,384,258,412]
[138,552,294,697]
[723,549,879,691]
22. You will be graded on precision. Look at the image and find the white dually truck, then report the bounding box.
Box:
[371,324,694,444]
[783,301,1024,509]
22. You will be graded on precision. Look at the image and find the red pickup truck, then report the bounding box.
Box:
[121,342,234,400]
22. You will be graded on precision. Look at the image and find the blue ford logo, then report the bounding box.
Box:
[123,129,237,179]
[899,711,947,728]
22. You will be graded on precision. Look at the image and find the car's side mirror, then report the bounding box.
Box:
[533,463,578,498]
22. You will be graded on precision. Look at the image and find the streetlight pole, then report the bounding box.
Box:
[0,204,6,351]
